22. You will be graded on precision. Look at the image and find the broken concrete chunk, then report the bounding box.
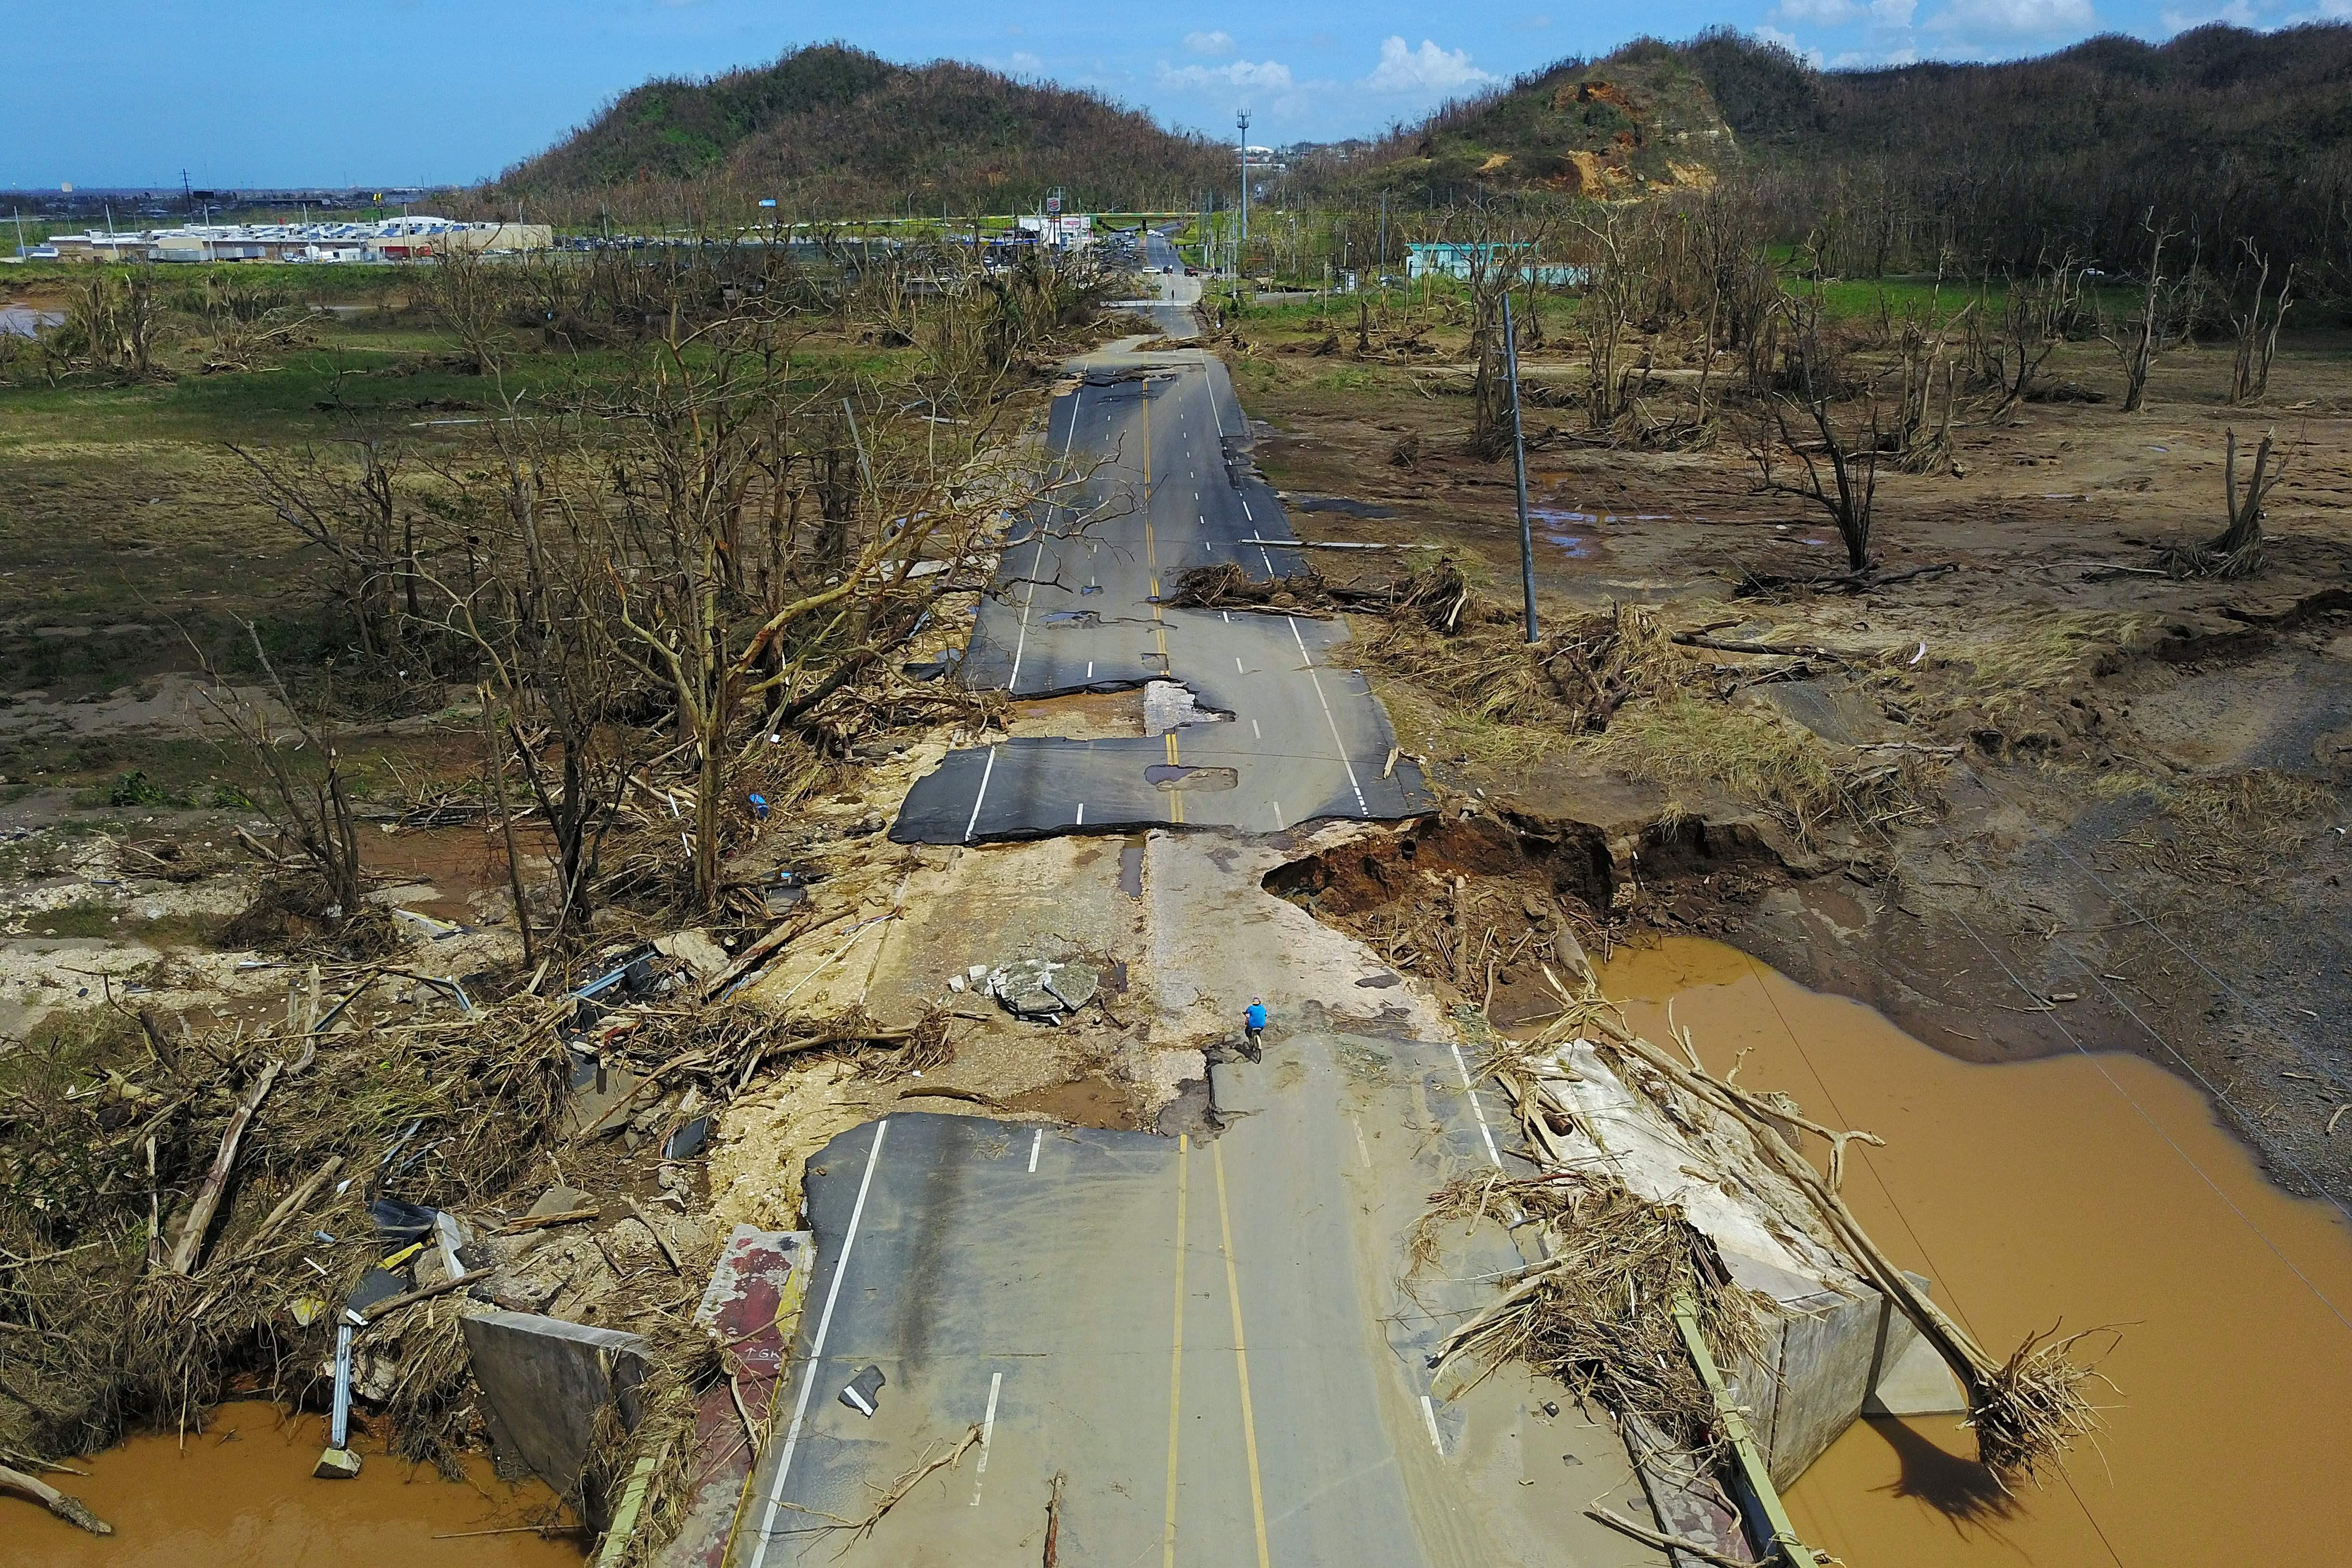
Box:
[313,1447,363,1480]
[460,1311,648,1521]
[985,958,1099,1019]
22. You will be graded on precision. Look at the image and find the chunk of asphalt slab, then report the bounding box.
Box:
[839,1364,886,1417]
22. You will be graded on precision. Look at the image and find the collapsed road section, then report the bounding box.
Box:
[893,330,1433,842]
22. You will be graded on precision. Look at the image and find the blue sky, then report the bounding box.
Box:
[8,0,2346,189]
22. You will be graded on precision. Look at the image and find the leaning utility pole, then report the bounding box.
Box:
[1502,293,1539,642]
[1236,108,1251,278]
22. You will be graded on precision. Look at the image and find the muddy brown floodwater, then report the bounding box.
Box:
[1597,937,2352,1567]
[16,1402,583,1568]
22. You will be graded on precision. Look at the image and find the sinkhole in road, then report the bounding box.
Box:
[1144,763,1239,791]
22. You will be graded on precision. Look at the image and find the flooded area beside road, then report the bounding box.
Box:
[1596,936,2352,1566]
[16,1401,582,1567]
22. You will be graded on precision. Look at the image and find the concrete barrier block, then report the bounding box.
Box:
[460,1309,648,1514]
[1865,1270,1968,1417]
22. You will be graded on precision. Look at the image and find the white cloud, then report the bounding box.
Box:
[2159,0,2254,29]
[1183,30,1237,56]
[1756,25,1829,65]
[1362,37,1499,96]
[1776,0,1864,22]
[1928,0,2095,33]
[1158,58,1297,93]
[1831,43,1924,64]
[1006,51,1044,75]
[1871,0,1919,24]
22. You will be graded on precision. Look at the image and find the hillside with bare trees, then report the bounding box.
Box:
[492,42,1230,226]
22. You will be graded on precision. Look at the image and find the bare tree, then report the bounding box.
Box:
[1968,258,2085,417]
[230,441,417,661]
[595,305,1052,909]
[1755,295,1881,577]
[420,246,517,379]
[2099,215,2203,413]
[1885,281,1973,473]
[423,418,640,941]
[2227,242,2294,406]
[198,625,365,922]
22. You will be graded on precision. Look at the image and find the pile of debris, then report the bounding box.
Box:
[1433,975,2105,1540]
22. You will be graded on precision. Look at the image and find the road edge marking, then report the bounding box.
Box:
[970,1371,1004,1506]
[962,745,1000,844]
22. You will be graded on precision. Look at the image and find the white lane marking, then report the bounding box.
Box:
[1250,718,1261,739]
[1351,1115,1373,1170]
[1201,353,1225,437]
[1421,1394,1445,1453]
[1241,499,1253,521]
[1086,661,1093,679]
[963,746,999,844]
[1286,617,1370,816]
[1449,1040,1505,1169]
[1076,802,1085,826]
[970,1371,1004,1505]
[1270,799,1286,830]
[1007,392,1083,693]
[1028,1128,1043,1173]
[747,1120,890,1568]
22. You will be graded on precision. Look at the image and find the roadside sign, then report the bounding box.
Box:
[758,198,777,208]
[1046,194,1062,215]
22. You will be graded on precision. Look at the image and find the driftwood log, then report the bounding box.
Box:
[0,1462,111,1535]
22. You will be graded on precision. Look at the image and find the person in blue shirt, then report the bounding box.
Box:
[1243,997,1268,1059]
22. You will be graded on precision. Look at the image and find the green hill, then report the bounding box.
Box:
[495,43,1230,220]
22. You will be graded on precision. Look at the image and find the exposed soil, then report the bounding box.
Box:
[1226,321,2352,1209]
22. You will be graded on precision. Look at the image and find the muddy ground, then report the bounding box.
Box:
[1225,310,2352,1206]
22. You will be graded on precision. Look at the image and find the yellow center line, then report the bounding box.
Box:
[1212,1139,1273,1568]
[1162,1133,1190,1568]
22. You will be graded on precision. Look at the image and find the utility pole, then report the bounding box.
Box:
[1378,191,1387,284]
[1502,293,1539,643]
[1236,109,1250,280]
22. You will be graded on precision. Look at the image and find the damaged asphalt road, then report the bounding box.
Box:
[891,296,1433,843]
[735,281,1659,1566]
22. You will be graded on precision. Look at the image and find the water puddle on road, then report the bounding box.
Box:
[1596,936,2352,1566]
[18,1401,581,1567]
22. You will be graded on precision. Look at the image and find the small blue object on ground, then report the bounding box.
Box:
[747,793,769,819]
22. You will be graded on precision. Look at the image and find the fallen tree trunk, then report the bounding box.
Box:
[0,1462,111,1535]
[165,1055,286,1275]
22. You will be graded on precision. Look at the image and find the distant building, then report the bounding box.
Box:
[1405,242,1589,287]
[1015,212,1094,247]
[43,217,552,264]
